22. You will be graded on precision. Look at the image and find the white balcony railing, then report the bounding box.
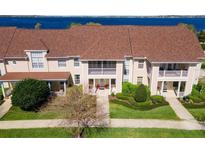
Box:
[88,68,116,75]
[159,70,188,77]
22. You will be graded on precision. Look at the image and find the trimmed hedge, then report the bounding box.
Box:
[12,79,50,111]
[116,93,130,100]
[122,82,138,96]
[134,84,148,102]
[150,95,167,104]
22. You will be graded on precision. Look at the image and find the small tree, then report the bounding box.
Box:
[34,22,42,29]
[86,22,101,26]
[178,23,197,34]
[134,84,148,102]
[62,86,107,138]
[69,22,82,28]
[12,79,50,111]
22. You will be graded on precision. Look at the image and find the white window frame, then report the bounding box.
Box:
[31,52,44,69]
[74,74,80,84]
[74,58,80,67]
[58,60,66,67]
[137,77,143,84]
[138,60,144,69]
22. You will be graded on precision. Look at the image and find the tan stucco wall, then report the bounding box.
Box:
[6,60,29,72]
[132,59,148,85]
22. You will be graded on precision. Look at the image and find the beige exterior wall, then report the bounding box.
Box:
[150,64,159,95]
[132,59,148,85]
[2,50,202,97]
[6,60,29,72]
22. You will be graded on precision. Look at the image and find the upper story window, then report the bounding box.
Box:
[58,60,66,67]
[31,52,44,68]
[138,60,144,69]
[74,58,80,67]
[74,74,80,84]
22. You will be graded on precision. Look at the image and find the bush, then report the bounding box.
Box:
[0,88,4,101]
[12,79,50,111]
[150,95,167,104]
[134,84,148,102]
[116,93,130,100]
[122,82,138,96]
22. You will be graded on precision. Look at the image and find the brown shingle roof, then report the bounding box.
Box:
[2,25,204,62]
[129,26,204,62]
[0,27,16,59]
[0,72,70,81]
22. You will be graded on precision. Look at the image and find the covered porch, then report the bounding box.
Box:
[157,81,186,98]
[0,72,71,97]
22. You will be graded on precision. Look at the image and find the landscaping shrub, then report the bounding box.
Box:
[122,82,138,96]
[0,88,4,101]
[116,93,130,100]
[150,95,167,104]
[12,79,50,111]
[134,84,148,102]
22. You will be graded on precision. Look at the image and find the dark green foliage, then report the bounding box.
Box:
[150,95,167,104]
[134,84,148,102]
[188,82,205,103]
[122,82,138,96]
[11,79,50,111]
[0,88,4,101]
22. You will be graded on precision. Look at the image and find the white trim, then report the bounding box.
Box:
[24,50,48,52]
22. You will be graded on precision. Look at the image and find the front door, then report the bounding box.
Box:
[99,79,105,90]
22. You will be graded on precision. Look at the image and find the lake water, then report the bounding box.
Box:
[0,16,205,31]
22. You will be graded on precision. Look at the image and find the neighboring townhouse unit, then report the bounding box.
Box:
[0,25,204,97]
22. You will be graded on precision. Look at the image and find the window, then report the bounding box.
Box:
[31,52,44,68]
[74,58,80,67]
[138,60,144,69]
[137,77,143,84]
[74,74,80,84]
[58,60,66,67]
[12,60,16,64]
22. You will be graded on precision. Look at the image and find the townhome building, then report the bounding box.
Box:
[0,25,203,97]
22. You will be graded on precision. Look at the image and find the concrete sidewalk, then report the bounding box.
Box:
[0,118,204,130]
[111,119,204,130]
[0,98,12,119]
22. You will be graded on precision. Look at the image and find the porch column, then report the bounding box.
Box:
[161,81,164,95]
[109,79,111,94]
[48,82,51,90]
[64,81,66,96]
[9,82,13,90]
[93,79,96,93]
[1,82,5,98]
[177,81,181,97]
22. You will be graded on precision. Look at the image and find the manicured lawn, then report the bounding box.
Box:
[1,96,69,120]
[110,99,179,120]
[183,103,205,121]
[1,128,205,138]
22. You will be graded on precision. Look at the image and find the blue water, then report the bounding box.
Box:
[0,16,205,31]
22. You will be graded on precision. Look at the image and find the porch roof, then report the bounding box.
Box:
[0,72,71,82]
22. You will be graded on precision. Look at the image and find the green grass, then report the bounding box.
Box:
[1,128,205,138]
[183,103,205,121]
[110,99,179,120]
[0,106,66,120]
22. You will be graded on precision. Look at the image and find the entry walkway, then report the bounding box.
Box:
[0,98,12,118]
[96,89,110,126]
[165,92,196,121]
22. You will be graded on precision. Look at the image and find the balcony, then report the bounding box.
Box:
[88,68,116,75]
[159,70,188,78]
